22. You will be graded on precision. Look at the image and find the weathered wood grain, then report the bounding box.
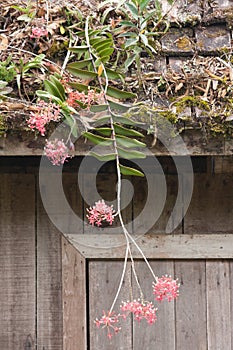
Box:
[184,174,233,233]
[89,261,132,350]
[132,175,182,234]
[206,260,232,350]
[175,261,207,350]
[37,192,63,349]
[133,261,175,350]
[0,174,36,349]
[67,233,233,259]
[62,237,86,350]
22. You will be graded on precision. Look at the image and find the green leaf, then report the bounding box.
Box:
[83,131,113,146]
[119,164,144,177]
[92,115,111,126]
[118,147,146,159]
[66,66,98,80]
[124,54,137,70]
[90,152,116,161]
[119,20,137,27]
[97,47,114,59]
[125,37,139,48]
[90,104,109,112]
[114,124,144,137]
[106,86,136,99]
[104,68,123,80]
[68,45,89,54]
[118,32,137,38]
[108,100,132,112]
[125,2,139,20]
[113,116,139,125]
[116,136,146,148]
[36,90,62,103]
[91,38,113,51]
[49,76,66,101]
[139,33,148,46]
[95,127,112,136]
[139,0,151,12]
[44,80,65,101]
[67,59,92,69]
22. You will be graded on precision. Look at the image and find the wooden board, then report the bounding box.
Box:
[62,237,86,350]
[206,260,232,350]
[133,261,175,350]
[88,261,132,350]
[0,174,36,349]
[67,233,233,259]
[184,174,233,233]
[175,261,207,350]
[36,191,63,349]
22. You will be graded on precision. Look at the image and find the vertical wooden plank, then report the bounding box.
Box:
[184,174,233,233]
[37,190,63,349]
[206,260,231,350]
[133,175,182,234]
[89,261,132,350]
[175,261,207,350]
[62,237,86,350]
[133,261,175,350]
[0,174,36,349]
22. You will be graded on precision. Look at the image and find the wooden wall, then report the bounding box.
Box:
[0,156,232,350]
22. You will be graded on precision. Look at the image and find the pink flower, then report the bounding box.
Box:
[44,139,70,166]
[121,300,157,324]
[30,27,48,39]
[95,310,121,339]
[86,200,115,227]
[153,275,180,302]
[67,89,103,109]
[28,100,61,136]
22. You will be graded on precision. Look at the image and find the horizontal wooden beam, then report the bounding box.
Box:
[65,234,233,259]
[0,131,232,156]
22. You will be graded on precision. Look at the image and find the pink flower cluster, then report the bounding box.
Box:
[95,311,121,339]
[28,100,61,136]
[30,27,48,39]
[121,300,157,324]
[86,200,115,226]
[44,139,69,166]
[153,275,180,302]
[67,89,103,109]
[95,277,180,338]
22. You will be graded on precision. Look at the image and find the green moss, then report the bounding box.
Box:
[174,95,211,113]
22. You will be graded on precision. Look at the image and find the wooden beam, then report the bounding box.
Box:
[65,233,233,259]
[0,131,232,156]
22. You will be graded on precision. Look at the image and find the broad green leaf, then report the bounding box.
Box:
[113,116,139,126]
[90,104,109,112]
[95,127,112,136]
[106,86,136,99]
[124,54,137,70]
[141,10,158,25]
[49,76,66,101]
[97,47,114,59]
[118,147,146,159]
[139,0,151,12]
[125,37,139,48]
[92,115,111,126]
[83,131,113,146]
[67,59,92,69]
[125,2,139,20]
[108,100,132,112]
[116,136,146,148]
[66,66,98,80]
[36,90,63,103]
[68,46,89,54]
[114,124,144,137]
[90,152,116,161]
[68,82,90,93]
[119,20,137,28]
[44,80,65,101]
[91,39,113,51]
[104,68,123,80]
[119,164,144,177]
